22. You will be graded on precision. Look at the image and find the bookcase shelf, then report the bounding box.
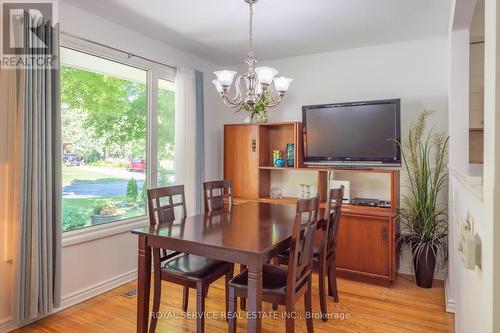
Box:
[224,121,400,284]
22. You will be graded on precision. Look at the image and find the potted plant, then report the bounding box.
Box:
[91,201,122,225]
[397,111,449,288]
[126,178,139,205]
[238,92,274,123]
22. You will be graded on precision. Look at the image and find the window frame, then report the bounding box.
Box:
[60,35,176,244]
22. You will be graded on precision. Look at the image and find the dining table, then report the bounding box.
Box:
[132,200,310,333]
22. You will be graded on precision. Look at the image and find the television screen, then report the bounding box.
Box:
[302,99,401,166]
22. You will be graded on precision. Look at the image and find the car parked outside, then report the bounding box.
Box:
[129,158,146,172]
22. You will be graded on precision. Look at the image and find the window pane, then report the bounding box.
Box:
[60,47,147,232]
[157,79,175,186]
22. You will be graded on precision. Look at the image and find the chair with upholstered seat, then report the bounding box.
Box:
[147,185,234,333]
[275,186,344,321]
[227,195,320,333]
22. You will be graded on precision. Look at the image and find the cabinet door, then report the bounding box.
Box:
[224,125,259,199]
[336,214,390,277]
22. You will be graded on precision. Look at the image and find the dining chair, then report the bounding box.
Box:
[203,180,245,308]
[275,186,344,321]
[227,195,320,333]
[203,179,233,212]
[147,185,234,333]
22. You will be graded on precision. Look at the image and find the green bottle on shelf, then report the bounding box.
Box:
[286,143,294,167]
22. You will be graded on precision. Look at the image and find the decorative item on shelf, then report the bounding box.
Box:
[272,149,282,166]
[274,158,285,168]
[270,184,283,199]
[212,0,292,111]
[396,111,449,289]
[305,184,311,198]
[299,184,311,198]
[285,143,294,167]
[237,92,272,123]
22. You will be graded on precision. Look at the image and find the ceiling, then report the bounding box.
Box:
[63,0,452,66]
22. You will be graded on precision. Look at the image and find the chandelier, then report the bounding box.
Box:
[212,0,292,109]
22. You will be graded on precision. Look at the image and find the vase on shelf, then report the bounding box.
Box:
[285,143,294,167]
[244,111,267,124]
[299,184,312,198]
[272,150,283,167]
[270,185,283,199]
[254,110,267,123]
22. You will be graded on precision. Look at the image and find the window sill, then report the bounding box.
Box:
[62,216,149,248]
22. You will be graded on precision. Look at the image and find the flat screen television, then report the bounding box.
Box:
[302,99,401,167]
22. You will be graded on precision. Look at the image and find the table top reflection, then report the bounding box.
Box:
[132,201,298,254]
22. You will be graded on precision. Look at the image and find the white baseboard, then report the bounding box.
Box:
[0,317,12,327]
[0,269,137,333]
[61,269,137,308]
[446,297,456,313]
[0,316,15,333]
[0,318,15,333]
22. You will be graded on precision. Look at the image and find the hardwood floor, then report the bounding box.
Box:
[14,273,454,333]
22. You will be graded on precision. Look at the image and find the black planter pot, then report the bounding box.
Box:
[412,243,437,288]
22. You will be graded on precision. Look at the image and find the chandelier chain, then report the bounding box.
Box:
[248,1,254,59]
[213,0,290,110]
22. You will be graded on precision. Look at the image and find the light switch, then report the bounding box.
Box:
[458,219,481,270]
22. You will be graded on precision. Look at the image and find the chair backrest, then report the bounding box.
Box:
[147,185,187,225]
[322,186,344,257]
[287,195,320,294]
[203,180,233,213]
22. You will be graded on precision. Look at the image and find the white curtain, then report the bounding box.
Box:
[175,67,197,214]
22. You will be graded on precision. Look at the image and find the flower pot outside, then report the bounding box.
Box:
[91,214,122,226]
[412,243,437,288]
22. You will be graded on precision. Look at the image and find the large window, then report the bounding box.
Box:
[60,47,175,232]
[158,78,176,186]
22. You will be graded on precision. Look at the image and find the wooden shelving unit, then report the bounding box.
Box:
[224,121,400,284]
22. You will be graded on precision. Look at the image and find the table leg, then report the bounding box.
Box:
[246,261,263,333]
[137,234,151,333]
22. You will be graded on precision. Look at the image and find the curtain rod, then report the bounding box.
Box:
[59,31,177,71]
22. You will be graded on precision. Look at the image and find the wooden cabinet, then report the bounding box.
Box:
[223,121,399,284]
[336,215,392,279]
[224,124,259,199]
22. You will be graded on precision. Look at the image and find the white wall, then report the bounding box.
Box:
[0,69,15,328]
[0,2,224,331]
[483,0,500,330]
[224,37,449,136]
[449,30,471,174]
[448,0,500,331]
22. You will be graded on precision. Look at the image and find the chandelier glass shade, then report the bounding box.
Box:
[212,0,292,109]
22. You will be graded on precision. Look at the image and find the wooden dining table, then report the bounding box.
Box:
[132,200,306,333]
